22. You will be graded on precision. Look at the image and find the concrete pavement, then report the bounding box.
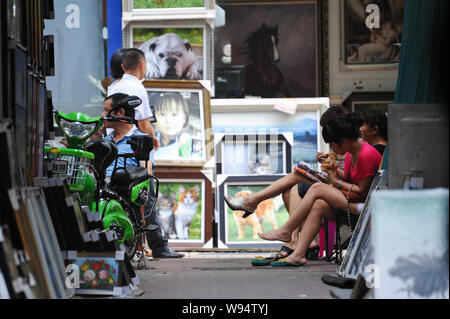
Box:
[133,251,340,299]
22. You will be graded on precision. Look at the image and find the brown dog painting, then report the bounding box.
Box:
[232,190,279,240]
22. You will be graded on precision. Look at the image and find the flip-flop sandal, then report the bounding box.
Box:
[250,245,294,266]
[224,196,254,218]
[251,256,274,266]
[270,258,304,267]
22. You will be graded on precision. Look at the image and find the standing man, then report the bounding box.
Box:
[108,49,183,258]
[108,48,160,151]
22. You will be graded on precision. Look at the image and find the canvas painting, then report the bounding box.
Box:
[132,27,204,80]
[372,189,449,299]
[212,110,319,169]
[225,184,289,244]
[156,181,204,241]
[345,0,405,65]
[215,2,317,98]
[133,0,205,9]
[222,140,285,175]
[74,257,119,294]
[148,90,205,164]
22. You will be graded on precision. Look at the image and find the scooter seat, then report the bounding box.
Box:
[110,166,149,193]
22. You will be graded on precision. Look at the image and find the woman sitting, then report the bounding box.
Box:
[257,113,382,265]
[358,108,388,156]
[225,106,350,260]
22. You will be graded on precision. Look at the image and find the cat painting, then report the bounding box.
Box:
[174,185,201,240]
[156,193,177,239]
[247,154,274,175]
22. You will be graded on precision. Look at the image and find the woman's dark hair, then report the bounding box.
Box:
[110,49,125,79]
[363,108,388,141]
[322,112,362,144]
[319,105,349,127]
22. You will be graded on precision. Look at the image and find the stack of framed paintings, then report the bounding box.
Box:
[214,132,292,248]
[7,186,69,299]
[143,80,215,249]
[211,97,329,248]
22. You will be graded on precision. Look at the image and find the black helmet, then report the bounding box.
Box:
[110,49,125,79]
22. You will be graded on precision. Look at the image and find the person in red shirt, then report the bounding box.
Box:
[257,113,382,266]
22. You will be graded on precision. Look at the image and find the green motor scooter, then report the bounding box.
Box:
[45,96,158,259]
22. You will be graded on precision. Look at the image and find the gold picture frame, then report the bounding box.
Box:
[143,80,213,167]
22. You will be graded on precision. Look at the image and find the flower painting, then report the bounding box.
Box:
[75,257,119,294]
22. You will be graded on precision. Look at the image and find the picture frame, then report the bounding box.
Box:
[74,252,122,296]
[211,97,330,170]
[214,132,293,176]
[23,187,67,299]
[123,0,215,14]
[143,80,213,167]
[337,170,387,279]
[153,168,213,247]
[341,0,405,71]
[0,225,23,299]
[342,91,394,113]
[9,192,50,298]
[214,0,329,97]
[124,19,214,84]
[371,188,449,299]
[216,174,290,248]
[123,0,216,16]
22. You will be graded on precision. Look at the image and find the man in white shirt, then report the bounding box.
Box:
[108,48,160,151]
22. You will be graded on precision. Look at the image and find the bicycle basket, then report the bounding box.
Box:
[45,147,94,191]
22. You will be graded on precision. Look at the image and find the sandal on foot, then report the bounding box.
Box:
[251,256,273,266]
[250,245,294,266]
[270,258,304,267]
[224,196,254,218]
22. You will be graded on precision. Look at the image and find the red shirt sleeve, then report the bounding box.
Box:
[344,142,382,185]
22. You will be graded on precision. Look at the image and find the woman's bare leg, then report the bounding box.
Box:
[270,187,301,258]
[258,183,348,242]
[286,199,336,265]
[227,171,313,210]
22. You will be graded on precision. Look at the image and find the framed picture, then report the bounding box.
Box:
[214,133,292,176]
[153,168,213,247]
[372,188,449,299]
[217,174,290,248]
[23,188,67,299]
[128,0,215,11]
[215,0,329,98]
[74,253,121,296]
[211,97,329,170]
[143,80,213,167]
[342,91,394,113]
[124,20,214,83]
[342,0,405,70]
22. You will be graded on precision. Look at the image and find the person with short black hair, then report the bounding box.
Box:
[101,93,151,177]
[359,108,388,155]
[108,47,160,151]
[101,93,184,258]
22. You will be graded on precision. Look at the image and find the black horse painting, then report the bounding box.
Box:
[244,23,292,98]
